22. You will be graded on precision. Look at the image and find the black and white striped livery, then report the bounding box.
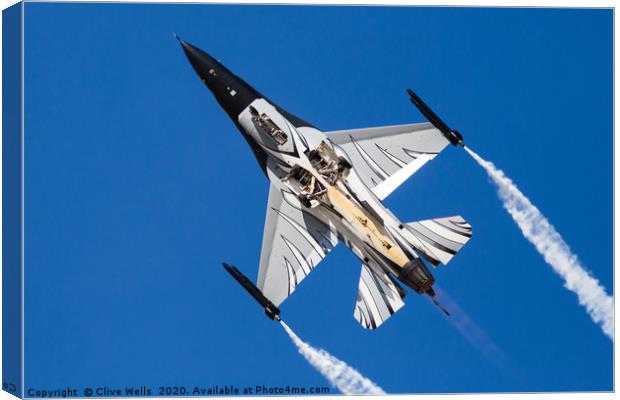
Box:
[354,263,405,329]
[179,37,473,329]
[405,216,473,267]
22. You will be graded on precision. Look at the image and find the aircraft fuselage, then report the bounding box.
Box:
[178,37,438,298]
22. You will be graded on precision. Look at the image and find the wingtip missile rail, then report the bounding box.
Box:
[222,262,281,321]
[406,88,464,147]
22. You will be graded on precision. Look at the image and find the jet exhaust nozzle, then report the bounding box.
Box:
[398,258,435,294]
[222,262,281,320]
[406,88,464,147]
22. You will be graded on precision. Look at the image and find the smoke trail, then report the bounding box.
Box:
[279,320,386,395]
[464,146,613,340]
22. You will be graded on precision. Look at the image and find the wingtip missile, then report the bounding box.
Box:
[406,88,464,147]
[222,262,281,321]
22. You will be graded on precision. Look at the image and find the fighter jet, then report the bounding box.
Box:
[178,37,472,329]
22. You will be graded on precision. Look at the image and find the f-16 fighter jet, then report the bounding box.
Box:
[178,36,472,329]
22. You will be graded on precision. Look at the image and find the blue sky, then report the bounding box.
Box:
[23,4,612,394]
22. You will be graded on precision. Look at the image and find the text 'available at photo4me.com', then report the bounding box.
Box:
[24,385,331,398]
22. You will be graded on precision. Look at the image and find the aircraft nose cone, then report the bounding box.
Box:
[176,36,262,120]
[176,36,315,132]
[176,36,220,82]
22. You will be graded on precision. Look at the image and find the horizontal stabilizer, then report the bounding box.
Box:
[405,215,472,266]
[354,263,405,329]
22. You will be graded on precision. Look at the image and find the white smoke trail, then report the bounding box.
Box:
[464,146,613,340]
[279,320,386,395]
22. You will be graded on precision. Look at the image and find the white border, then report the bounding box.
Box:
[0,2,615,400]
